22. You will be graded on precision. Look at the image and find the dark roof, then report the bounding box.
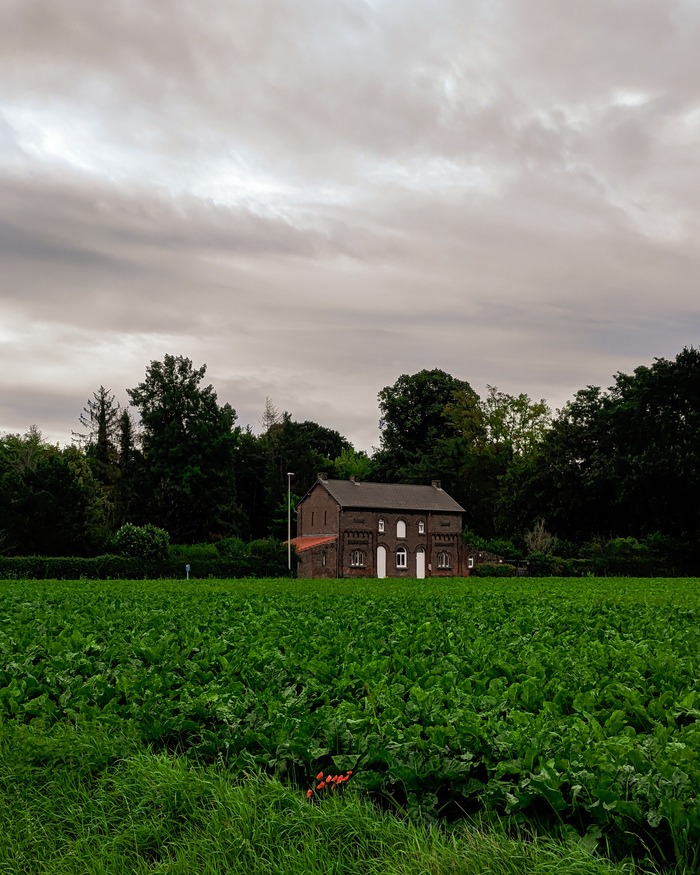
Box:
[317,479,465,513]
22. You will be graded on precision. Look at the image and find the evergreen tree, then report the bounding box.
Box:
[73,386,121,485]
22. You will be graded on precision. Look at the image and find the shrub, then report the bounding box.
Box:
[214,537,247,558]
[112,524,169,561]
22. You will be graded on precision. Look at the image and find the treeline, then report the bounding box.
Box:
[2,348,700,573]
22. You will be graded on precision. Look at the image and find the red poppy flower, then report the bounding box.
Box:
[306,789,313,798]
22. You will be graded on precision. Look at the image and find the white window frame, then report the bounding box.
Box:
[378,518,385,533]
[396,546,407,569]
[396,519,406,539]
[418,520,425,534]
[437,552,451,569]
[350,550,365,568]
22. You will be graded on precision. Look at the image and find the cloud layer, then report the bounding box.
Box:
[2,0,700,449]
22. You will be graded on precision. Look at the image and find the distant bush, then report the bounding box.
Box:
[214,536,247,558]
[528,553,597,577]
[527,538,684,577]
[169,542,219,561]
[112,524,169,561]
[470,563,516,578]
[463,529,521,559]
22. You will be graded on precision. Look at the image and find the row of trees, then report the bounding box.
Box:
[2,348,700,569]
[0,355,360,554]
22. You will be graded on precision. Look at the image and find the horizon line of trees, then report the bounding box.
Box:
[2,348,700,572]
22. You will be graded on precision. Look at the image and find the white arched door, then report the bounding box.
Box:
[416,549,425,579]
[377,546,387,579]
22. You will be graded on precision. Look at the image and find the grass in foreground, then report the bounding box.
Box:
[1,735,659,875]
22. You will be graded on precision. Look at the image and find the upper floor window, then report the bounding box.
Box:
[396,520,406,539]
[418,520,425,534]
[437,552,451,569]
[350,550,365,568]
[396,546,407,569]
[468,556,474,569]
[378,518,385,533]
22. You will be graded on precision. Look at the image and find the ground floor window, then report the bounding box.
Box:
[396,546,407,569]
[437,551,451,569]
[350,550,365,567]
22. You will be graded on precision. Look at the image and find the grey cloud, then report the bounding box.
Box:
[1,0,700,451]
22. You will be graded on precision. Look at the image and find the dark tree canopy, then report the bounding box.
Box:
[0,429,108,556]
[127,355,239,543]
[373,369,480,481]
[258,417,352,539]
[498,347,700,544]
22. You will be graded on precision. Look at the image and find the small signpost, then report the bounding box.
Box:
[185,564,190,580]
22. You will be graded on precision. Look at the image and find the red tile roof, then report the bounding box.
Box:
[286,535,337,553]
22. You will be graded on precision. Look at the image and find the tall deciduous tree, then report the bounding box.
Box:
[482,386,551,455]
[372,369,481,482]
[127,355,239,543]
[498,347,700,546]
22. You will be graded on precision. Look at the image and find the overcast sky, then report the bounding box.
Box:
[2,0,699,452]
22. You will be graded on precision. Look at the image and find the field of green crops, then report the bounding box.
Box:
[3,577,700,868]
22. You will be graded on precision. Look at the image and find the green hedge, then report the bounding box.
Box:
[470,562,516,578]
[526,550,680,577]
[0,543,294,580]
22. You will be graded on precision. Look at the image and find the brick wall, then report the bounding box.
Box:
[297,484,339,536]
[296,539,338,579]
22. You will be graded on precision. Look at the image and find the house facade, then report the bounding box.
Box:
[289,474,466,579]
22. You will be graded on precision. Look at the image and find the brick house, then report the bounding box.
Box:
[288,474,466,578]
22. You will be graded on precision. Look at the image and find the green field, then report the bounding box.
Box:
[2,577,700,871]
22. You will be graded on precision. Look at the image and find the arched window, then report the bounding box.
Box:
[437,552,451,569]
[418,520,425,534]
[350,550,365,567]
[378,518,385,533]
[396,519,406,538]
[396,546,407,569]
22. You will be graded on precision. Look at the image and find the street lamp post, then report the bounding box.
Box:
[287,472,294,570]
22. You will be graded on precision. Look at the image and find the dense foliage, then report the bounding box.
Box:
[3,576,700,867]
[2,347,700,570]
[497,348,700,550]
